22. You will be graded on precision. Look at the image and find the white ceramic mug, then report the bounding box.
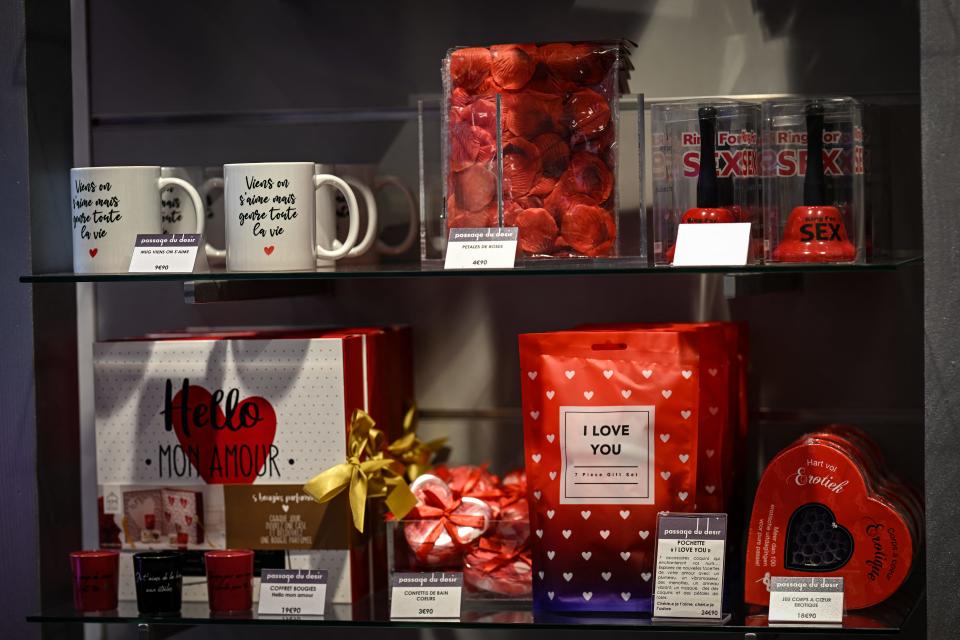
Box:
[71,165,205,274]
[315,163,418,266]
[222,162,360,271]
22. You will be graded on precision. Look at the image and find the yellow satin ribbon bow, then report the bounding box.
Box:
[303,409,416,532]
[387,404,447,481]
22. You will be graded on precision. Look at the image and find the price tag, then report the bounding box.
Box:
[768,576,844,624]
[443,227,517,269]
[671,222,751,266]
[128,234,201,273]
[653,513,727,620]
[257,569,327,617]
[390,572,462,619]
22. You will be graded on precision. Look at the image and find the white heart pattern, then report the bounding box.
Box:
[621,389,632,399]
[639,530,650,540]
[660,471,671,480]
[602,572,612,581]
[536,529,543,538]
[531,453,542,463]
[681,370,693,379]
[602,370,614,379]
[641,370,653,379]
[547,510,555,519]
[547,550,556,560]
[563,572,573,582]
[679,453,690,463]
[661,389,672,399]
[528,371,538,380]
[705,485,716,494]
[538,571,544,579]
[659,433,670,443]
[709,406,719,416]
[619,510,631,520]
[680,410,692,420]
[582,591,592,601]
[565,370,576,379]
[548,592,555,600]
[583,390,594,400]
[678,491,689,501]
[641,572,652,582]
[706,449,715,458]
[534,491,542,500]
[708,368,718,376]
[562,529,572,539]
[621,592,632,602]
[581,551,592,561]
[620,552,631,561]
[599,530,610,539]
[581,510,592,520]
[546,434,555,443]
[530,410,540,420]
[546,390,556,400]
[549,471,557,481]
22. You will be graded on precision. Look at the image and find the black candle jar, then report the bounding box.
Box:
[133,551,183,614]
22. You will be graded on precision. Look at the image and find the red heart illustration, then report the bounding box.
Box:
[170,385,278,484]
[180,498,188,508]
[185,515,193,525]
[89,248,98,258]
[263,245,275,255]
[745,438,913,609]
[168,497,175,506]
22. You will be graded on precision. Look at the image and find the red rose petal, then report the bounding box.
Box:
[560,203,613,255]
[450,123,495,172]
[502,137,543,199]
[448,196,497,229]
[565,89,611,141]
[529,176,558,198]
[560,152,614,202]
[449,47,491,92]
[544,188,597,223]
[538,42,607,85]
[503,91,562,138]
[490,44,538,90]
[517,207,559,255]
[532,133,571,178]
[454,164,497,212]
[503,200,522,227]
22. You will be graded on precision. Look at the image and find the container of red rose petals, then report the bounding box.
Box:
[651,99,762,265]
[438,40,642,262]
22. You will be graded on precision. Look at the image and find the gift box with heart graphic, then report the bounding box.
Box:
[744,428,919,610]
[121,488,164,545]
[94,333,402,606]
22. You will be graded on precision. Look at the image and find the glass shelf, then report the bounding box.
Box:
[20,255,922,284]
[27,598,917,635]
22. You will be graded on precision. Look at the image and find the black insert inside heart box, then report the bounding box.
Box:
[784,502,854,572]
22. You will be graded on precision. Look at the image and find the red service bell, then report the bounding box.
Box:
[773,205,855,262]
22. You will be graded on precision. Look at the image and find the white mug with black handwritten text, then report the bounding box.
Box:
[71,166,205,274]
[222,162,360,271]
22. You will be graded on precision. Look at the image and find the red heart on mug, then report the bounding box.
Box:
[170,385,278,484]
[263,246,275,256]
[89,248,98,258]
[745,438,913,609]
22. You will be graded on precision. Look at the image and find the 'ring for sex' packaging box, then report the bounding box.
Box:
[94,328,412,605]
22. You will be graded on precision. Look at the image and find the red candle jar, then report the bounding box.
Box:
[70,550,119,612]
[204,549,254,613]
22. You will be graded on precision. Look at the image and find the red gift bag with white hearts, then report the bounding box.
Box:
[519,329,700,612]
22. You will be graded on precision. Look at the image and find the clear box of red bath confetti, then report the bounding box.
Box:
[425,41,645,263]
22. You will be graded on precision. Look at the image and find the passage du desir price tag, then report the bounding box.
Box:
[652,513,727,620]
[444,227,518,269]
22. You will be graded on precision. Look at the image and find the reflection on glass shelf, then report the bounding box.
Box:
[26,594,917,634]
[20,255,922,284]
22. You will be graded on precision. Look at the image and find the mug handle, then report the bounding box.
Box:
[157,177,205,235]
[314,174,360,259]
[342,176,379,258]
[374,175,418,255]
[200,177,226,258]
